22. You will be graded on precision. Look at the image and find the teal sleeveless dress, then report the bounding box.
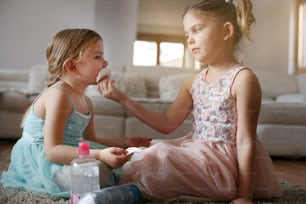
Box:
[1,86,112,198]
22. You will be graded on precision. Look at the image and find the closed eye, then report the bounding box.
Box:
[193,26,202,33]
[95,55,102,60]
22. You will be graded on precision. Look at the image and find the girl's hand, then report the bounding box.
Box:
[126,136,152,147]
[230,197,253,204]
[99,147,130,168]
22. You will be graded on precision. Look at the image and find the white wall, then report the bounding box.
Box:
[0,0,138,69]
[243,0,292,73]
[95,0,138,66]
[0,0,296,73]
[137,0,189,35]
[0,0,96,69]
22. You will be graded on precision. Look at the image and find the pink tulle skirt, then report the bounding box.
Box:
[120,135,282,202]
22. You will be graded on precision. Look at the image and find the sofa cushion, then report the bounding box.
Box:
[0,111,24,138]
[87,72,147,98]
[90,96,125,117]
[130,97,193,120]
[259,102,306,125]
[125,66,199,98]
[253,70,299,98]
[0,91,30,112]
[125,117,193,139]
[261,97,275,103]
[276,93,306,103]
[0,69,28,81]
[27,64,49,94]
[159,73,194,100]
[111,72,147,98]
[125,66,165,98]
[257,124,306,157]
[0,69,29,89]
[93,115,125,138]
[132,98,173,116]
[0,82,28,90]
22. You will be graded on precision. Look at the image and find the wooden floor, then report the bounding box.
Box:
[272,157,306,189]
[1,140,306,190]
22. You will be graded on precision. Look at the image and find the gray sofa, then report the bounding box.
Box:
[1,65,306,157]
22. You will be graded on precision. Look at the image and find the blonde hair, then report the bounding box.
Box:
[183,0,256,43]
[46,28,102,87]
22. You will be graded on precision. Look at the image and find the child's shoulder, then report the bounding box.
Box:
[43,84,68,96]
[236,67,258,81]
[40,84,73,107]
[232,67,261,94]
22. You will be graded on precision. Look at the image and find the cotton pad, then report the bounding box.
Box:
[126,147,145,155]
[96,68,111,83]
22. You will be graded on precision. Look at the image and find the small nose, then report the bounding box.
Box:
[187,36,194,44]
[103,60,108,68]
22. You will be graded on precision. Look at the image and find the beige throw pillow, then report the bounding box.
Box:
[86,72,147,98]
[159,73,194,101]
[27,64,49,94]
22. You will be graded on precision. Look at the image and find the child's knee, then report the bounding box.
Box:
[54,165,71,191]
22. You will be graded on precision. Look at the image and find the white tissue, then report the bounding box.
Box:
[96,68,111,83]
[126,147,145,155]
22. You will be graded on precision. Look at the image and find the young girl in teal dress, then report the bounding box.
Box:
[99,0,282,203]
[1,28,151,198]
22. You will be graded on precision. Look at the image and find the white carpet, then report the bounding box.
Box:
[1,148,306,204]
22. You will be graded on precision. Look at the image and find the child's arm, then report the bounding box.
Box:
[98,75,196,134]
[41,87,81,164]
[83,98,152,148]
[40,88,129,167]
[92,136,152,148]
[231,69,261,202]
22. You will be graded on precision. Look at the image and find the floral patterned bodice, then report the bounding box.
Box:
[191,66,246,143]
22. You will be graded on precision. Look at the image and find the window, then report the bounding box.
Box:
[159,42,184,67]
[133,33,202,69]
[298,0,306,72]
[133,41,157,66]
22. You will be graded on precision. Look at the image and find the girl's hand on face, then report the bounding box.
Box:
[126,136,152,148]
[99,147,130,168]
[230,198,253,204]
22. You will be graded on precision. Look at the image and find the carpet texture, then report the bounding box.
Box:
[1,148,305,204]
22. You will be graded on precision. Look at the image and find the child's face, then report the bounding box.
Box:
[183,10,226,65]
[76,39,108,84]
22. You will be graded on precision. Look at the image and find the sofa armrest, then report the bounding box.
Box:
[296,73,306,93]
[0,69,29,90]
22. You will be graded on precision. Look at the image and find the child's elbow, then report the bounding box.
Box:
[45,152,55,163]
[44,148,59,164]
[159,125,177,134]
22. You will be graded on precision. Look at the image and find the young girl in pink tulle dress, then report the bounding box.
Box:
[98,0,282,203]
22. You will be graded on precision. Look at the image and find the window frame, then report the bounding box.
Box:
[297,0,306,73]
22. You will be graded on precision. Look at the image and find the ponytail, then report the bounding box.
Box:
[236,0,256,41]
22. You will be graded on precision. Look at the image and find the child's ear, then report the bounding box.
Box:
[223,22,234,40]
[65,59,77,74]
